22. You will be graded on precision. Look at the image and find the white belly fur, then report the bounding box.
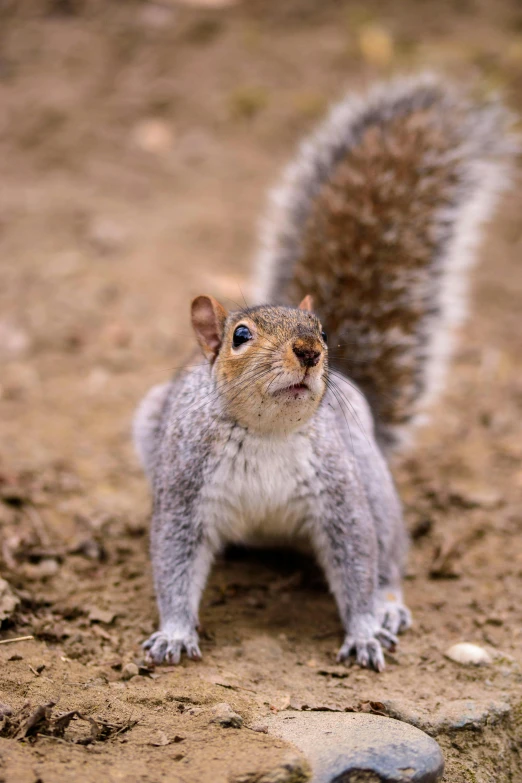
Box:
[202,429,317,547]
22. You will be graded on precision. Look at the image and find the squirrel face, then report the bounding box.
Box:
[191,294,328,435]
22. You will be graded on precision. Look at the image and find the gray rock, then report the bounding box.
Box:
[210,702,243,728]
[268,712,444,783]
[383,697,510,736]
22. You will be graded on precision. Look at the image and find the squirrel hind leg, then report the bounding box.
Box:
[133,382,170,483]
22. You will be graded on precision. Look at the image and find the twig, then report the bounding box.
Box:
[0,635,34,645]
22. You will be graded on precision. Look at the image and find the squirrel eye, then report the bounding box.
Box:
[232,325,252,348]
[321,330,328,344]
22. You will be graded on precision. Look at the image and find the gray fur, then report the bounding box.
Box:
[137,361,409,671]
[134,75,512,670]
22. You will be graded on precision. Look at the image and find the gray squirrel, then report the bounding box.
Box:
[133,75,512,671]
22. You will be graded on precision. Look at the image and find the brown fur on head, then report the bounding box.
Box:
[191,295,328,435]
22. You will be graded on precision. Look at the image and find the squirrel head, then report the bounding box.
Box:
[191,294,328,435]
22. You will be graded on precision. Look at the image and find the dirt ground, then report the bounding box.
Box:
[1,1,522,782]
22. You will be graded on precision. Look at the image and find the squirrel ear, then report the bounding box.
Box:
[298,294,314,312]
[191,295,228,361]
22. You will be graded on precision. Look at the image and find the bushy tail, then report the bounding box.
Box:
[254,75,515,448]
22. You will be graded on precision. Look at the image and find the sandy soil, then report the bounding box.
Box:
[0,2,522,781]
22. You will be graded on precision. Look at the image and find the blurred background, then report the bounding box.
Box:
[0,4,522,780]
[1,0,521,491]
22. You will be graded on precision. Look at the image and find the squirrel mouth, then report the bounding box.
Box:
[273,381,310,398]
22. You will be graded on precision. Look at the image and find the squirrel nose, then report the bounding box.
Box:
[293,342,321,368]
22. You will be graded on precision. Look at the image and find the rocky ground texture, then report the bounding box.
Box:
[0,1,522,781]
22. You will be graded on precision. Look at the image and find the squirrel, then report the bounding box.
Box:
[133,75,512,671]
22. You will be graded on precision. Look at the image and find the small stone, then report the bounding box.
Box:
[248,721,269,733]
[149,730,170,746]
[445,642,492,666]
[132,118,174,155]
[121,662,139,681]
[0,321,31,359]
[268,712,444,783]
[88,607,116,625]
[210,702,243,728]
[185,705,203,716]
[35,558,60,577]
[87,367,110,395]
[0,578,20,623]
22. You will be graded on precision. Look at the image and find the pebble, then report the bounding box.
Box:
[132,118,174,155]
[185,706,203,716]
[210,702,243,728]
[121,662,139,681]
[268,712,444,783]
[0,321,31,359]
[32,558,59,578]
[0,578,20,623]
[444,642,492,666]
[248,721,269,734]
[88,607,116,625]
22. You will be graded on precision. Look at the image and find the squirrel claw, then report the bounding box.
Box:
[337,612,399,671]
[143,630,202,665]
[376,627,398,651]
[337,636,386,672]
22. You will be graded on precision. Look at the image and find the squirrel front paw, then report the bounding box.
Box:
[143,629,202,665]
[337,614,397,672]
